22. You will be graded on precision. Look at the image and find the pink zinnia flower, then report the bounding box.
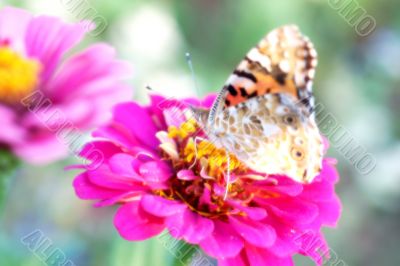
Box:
[72,94,341,265]
[0,7,132,164]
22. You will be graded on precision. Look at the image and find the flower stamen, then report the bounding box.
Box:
[157,117,254,218]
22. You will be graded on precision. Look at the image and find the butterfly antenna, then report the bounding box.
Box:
[185,52,200,98]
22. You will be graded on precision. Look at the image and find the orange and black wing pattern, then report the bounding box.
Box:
[222,25,318,113]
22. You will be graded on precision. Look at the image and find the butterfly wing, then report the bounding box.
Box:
[206,25,322,182]
[208,24,317,124]
[213,93,323,182]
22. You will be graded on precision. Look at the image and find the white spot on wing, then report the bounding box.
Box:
[246,99,259,112]
[226,75,254,88]
[262,123,281,137]
[279,60,290,73]
[247,48,271,71]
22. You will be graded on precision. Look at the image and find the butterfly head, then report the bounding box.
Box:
[188,105,210,130]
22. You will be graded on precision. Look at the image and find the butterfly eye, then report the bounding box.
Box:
[283,115,296,125]
[291,147,305,161]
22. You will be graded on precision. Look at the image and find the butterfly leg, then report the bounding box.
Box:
[189,136,206,169]
[223,150,231,200]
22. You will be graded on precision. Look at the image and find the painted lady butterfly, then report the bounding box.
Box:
[192,25,323,183]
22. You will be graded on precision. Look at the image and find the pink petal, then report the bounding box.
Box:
[13,135,68,164]
[245,245,294,266]
[20,99,99,133]
[48,44,132,99]
[141,195,186,217]
[94,191,141,207]
[139,161,172,182]
[108,153,137,177]
[79,141,122,162]
[0,104,25,143]
[148,94,168,129]
[301,179,335,202]
[114,201,165,241]
[87,165,144,191]
[201,93,217,108]
[163,106,187,127]
[298,232,329,265]
[261,177,304,196]
[113,103,159,148]
[320,159,340,183]
[177,169,198,180]
[0,7,32,53]
[228,201,267,221]
[199,221,244,259]
[165,208,214,244]
[93,122,139,149]
[25,16,86,83]
[264,217,299,257]
[229,216,276,248]
[73,172,122,200]
[218,252,247,266]
[260,198,319,225]
[316,196,342,227]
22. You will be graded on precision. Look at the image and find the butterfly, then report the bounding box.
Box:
[191,25,323,183]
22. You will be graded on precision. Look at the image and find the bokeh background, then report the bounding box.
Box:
[1,0,400,265]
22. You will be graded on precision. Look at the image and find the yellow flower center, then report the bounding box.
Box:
[167,118,246,180]
[0,46,41,104]
[156,115,281,218]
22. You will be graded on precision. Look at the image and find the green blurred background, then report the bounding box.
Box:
[1,0,400,265]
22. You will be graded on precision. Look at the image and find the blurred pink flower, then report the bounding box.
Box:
[0,7,133,164]
[72,94,341,266]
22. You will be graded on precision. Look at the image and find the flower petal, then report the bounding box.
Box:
[114,201,165,241]
[25,16,86,82]
[246,245,294,266]
[139,161,173,182]
[108,153,137,177]
[0,105,25,143]
[13,135,68,164]
[87,165,143,190]
[165,209,214,244]
[73,172,122,201]
[141,195,186,217]
[200,221,244,259]
[228,201,267,221]
[0,7,32,52]
[113,103,159,149]
[301,179,335,202]
[177,169,198,180]
[260,198,319,225]
[48,44,132,100]
[316,196,342,227]
[229,216,276,248]
[218,252,247,266]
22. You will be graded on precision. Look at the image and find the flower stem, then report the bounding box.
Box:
[0,149,19,213]
[170,241,214,266]
[171,241,196,266]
